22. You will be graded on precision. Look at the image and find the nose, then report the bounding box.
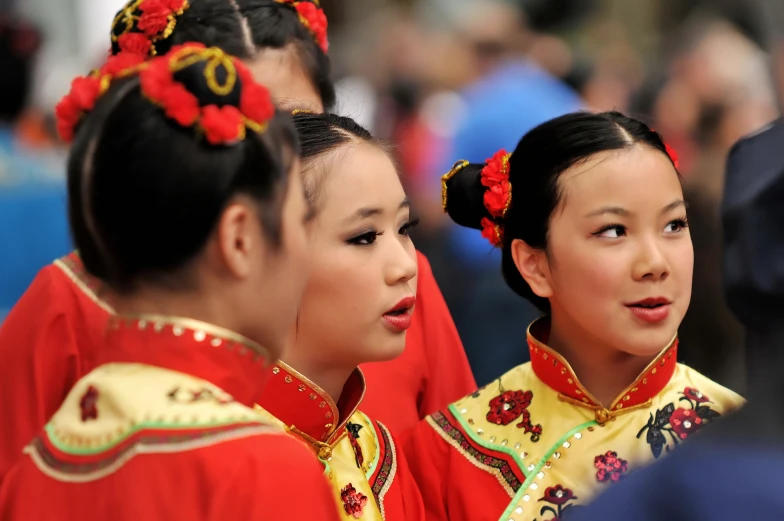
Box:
[385,236,417,287]
[632,235,669,282]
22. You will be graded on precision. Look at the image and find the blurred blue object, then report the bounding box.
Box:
[0,127,71,317]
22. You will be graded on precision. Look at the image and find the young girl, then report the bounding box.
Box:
[0,45,338,520]
[403,111,744,521]
[254,112,425,520]
[0,0,471,474]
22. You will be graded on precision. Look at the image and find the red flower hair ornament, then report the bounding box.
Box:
[276,0,329,53]
[55,52,147,142]
[111,0,190,57]
[479,149,512,248]
[55,43,275,147]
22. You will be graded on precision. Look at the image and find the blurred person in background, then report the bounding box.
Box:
[421,0,584,386]
[0,16,69,319]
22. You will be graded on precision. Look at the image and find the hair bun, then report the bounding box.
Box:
[140,43,275,145]
[442,160,489,231]
[275,0,329,53]
[111,0,190,57]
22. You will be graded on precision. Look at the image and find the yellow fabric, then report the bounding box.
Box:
[255,406,385,521]
[445,362,744,520]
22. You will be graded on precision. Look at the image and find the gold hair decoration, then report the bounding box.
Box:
[441,159,469,212]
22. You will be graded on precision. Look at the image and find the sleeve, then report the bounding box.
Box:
[414,252,476,418]
[0,267,82,482]
[400,416,453,521]
[216,434,340,521]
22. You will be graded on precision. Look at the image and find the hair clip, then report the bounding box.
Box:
[441,159,469,212]
[55,53,148,142]
[275,0,329,53]
[111,0,190,57]
[139,43,275,145]
[291,108,315,116]
[479,149,512,248]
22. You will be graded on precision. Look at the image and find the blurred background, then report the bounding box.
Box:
[3,0,783,392]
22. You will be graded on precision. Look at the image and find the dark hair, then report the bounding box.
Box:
[443,110,678,312]
[0,17,41,121]
[67,63,299,294]
[111,0,335,109]
[292,112,391,206]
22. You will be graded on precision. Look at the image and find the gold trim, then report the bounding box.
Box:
[526,318,678,409]
[53,256,115,314]
[425,416,515,498]
[376,422,398,519]
[274,362,366,440]
[114,314,269,360]
[24,424,280,483]
[441,160,469,212]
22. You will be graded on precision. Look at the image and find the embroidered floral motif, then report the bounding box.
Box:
[347,422,364,469]
[486,388,543,442]
[637,387,721,458]
[79,386,100,422]
[594,451,628,484]
[535,485,581,520]
[340,483,368,518]
[431,411,523,492]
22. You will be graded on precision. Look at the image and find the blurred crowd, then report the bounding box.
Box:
[1,0,780,391]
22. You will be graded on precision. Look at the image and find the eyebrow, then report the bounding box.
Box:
[585,199,686,218]
[342,199,410,225]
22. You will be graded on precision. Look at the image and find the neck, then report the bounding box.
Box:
[548,315,657,407]
[113,287,240,336]
[280,351,354,405]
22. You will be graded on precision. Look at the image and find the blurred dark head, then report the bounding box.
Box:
[111,0,334,111]
[0,16,41,122]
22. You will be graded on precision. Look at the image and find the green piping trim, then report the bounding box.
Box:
[356,411,381,481]
[448,404,528,481]
[45,418,256,455]
[498,419,598,521]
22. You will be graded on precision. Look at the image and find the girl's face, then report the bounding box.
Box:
[290,142,418,370]
[519,146,693,356]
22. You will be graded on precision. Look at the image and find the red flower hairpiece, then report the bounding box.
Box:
[479,149,512,247]
[111,0,190,57]
[276,0,329,53]
[139,43,275,145]
[55,53,147,142]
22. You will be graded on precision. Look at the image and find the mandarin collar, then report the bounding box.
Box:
[258,362,366,444]
[98,315,272,408]
[527,317,678,423]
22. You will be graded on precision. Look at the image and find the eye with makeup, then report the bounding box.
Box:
[346,218,420,247]
[592,217,689,239]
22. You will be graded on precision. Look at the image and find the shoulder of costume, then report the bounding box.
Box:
[53,251,114,314]
[25,363,282,483]
[671,363,746,412]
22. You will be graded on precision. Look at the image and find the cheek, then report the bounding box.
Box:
[302,246,374,315]
[551,247,625,302]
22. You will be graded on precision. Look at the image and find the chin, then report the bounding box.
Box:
[620,327,678,358]
[369,335,407,363]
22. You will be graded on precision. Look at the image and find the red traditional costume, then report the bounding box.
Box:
[0,315,339,520]
[403,318,745,521]
[257,362,426,520]
[0,250,471,481]
[0,253,111,481]
[361,251,476,433]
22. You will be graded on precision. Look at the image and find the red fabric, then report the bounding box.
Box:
[0,254,110,483]
[0,416,339,521]
[401,410,515,521]
[360,252,476,434]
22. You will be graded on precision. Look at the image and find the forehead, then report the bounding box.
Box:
[557,147,682,213]
[316,143,403,216]
[244,45,322,112]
